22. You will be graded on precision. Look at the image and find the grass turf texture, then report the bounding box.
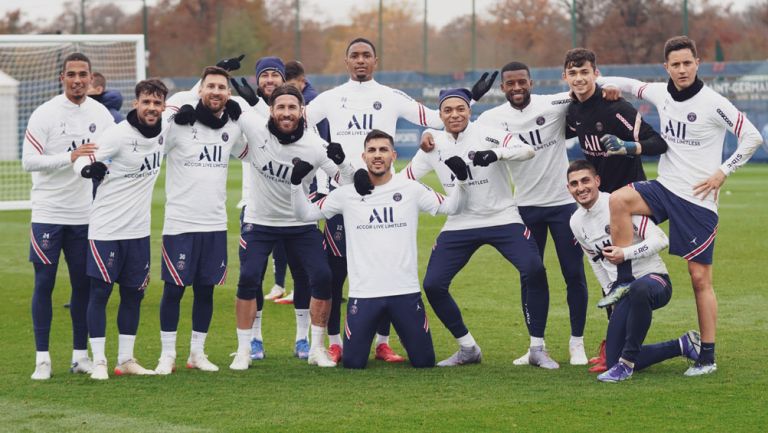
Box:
[0,161,766,433]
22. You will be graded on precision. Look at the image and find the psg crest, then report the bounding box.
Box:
[158,136,164,145]
[176,260,185,271]
[373,101,382,110]
[349,304,358,315]
[222,132,229,142]
[89,123,97,133]
[393,193,402,202]
[536,116,545,126]
[467,151,476,160]
[595,122,604,132]
[687,112,697,122]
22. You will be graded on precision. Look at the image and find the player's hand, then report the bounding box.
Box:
[601,85,622,101]
[693,169,726,201]
[173,104,196,125]
[600,134,638,156]
[310,192,327,203]
[216,54,245,72]
[70,140,98,162]
[601,245,625,265]
[290,158,314,185]
[80,161,108,181]
[231,77,260,107]
[444,156,468,181]
[420,132,435,152]
[353,169,374,196]
[472,150,498,167]
[471,71,499,102]
[326,142,345,165]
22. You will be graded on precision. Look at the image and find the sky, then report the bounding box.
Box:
[1,0,760,30]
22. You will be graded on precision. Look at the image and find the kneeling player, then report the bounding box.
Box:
[291,130,467,368]
[567,160,701,382]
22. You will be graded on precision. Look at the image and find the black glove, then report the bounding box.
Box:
[216,54,245,72]
[230,77,260,107]
[444,156,468,181]
[353,169,374,196]
[81,161,108,181]
[326,142,345,165]
[173,104,196,125]
[471,71,499,102]
[472,150,498,167]
[290,158,314,186]
[310,192,327,203]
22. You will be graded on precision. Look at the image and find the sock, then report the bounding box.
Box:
[328,334,343,346]
[36,351,51,365]
[160,331,177,357]
[295,309,310,341]
[90,337,106,363]
[72,349,89,363]
[237,328,251,353]
[569,335,584,347]
[375,334,389,346]
[251,310,263,341]
[530,336,545,348]
[117,334,136,365]
[190,331,206,355]
[310,325,325,350]
[620,357,635,369]
[699,342,716,364]
[457,332,477,348]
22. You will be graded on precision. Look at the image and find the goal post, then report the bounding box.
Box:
[0,34,146,210]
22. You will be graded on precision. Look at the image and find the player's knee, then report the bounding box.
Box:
[629,280,652,304]
[342,355,368,369]
[236,285,260,301]
[687,265,712,293]
[422,272,448,295]
[609,188,632,213]
[162,283,185,303]
[409,351,436,368]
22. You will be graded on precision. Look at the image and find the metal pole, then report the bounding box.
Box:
[423,0,427,73]
[295,0,301,60]
[142,0,149,75]
[471,0,476,71]
[80,0,86,34]
[682,0,689,35]
[378,0,383,70]
[571,0,577,47]
[215,3,222,61]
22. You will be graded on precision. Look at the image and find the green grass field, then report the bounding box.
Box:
[0,162,766,433]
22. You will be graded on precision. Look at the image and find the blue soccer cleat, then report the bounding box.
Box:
[597,361,634,383]
[679,330,701,362]
[294,338,310,360]
[250,339,265,361]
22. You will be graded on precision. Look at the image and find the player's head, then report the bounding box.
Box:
[269,84,305,134]
[60,52,92,104]
[88,72,106,96]
[663,36,700,91]
[345,38,377,82]
[562,48,599,102]
[438,88,472,135]
[567,159,601,208]
[363,129,396,177]
[500,61,532,108]
[133,78,168,127]
[285,60,307,92]
[199,66,231,115]
[254,56,285,99]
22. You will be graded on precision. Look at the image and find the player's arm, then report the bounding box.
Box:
[420,156,469,215]
[600,101,667,157]
[304,94,329,130]
[471,130,535,166]
[401,146,435,181]
[318,141,355,186]
[290,159,342,222]
[603,215,669,264]
[596,76,666,107]
[21,109,94,172]
[393,89,443,129]
[72,126,120,180]
[570,218,614,295]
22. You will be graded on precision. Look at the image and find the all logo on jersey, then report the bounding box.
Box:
[369,207,394,223]
[536,116,545,126]
[89,123,97,133]
[222,132,229,142]
[518,130,544,147]
[687,112,697,122]
[140,151,162,171]
[582,134,602,153]
[347,114,373,130]
[393,193,402,202]
[373,101,382,110]
[664,120,687,140]
[261,161,290,180]
[199,145,224,162]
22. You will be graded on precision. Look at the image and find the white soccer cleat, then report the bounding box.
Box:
[274,291,294,304]
[308,346,337,367]
[569,341,589,365]
[229,350,251,371]
[187,352,219,372]
[70,357,94,374]
[91,360,109,380]
[154,354,176,375]
[264,284,286,300]
[31,361,52,380]
[114,359,156,376]
[512,349,530,365]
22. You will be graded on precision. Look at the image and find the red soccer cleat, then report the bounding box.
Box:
[589,362,607,373]
[589,339,606,365]
[328,344,343,363]
[375,343,405,363]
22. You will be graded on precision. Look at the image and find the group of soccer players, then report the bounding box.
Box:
[24,34,762,382]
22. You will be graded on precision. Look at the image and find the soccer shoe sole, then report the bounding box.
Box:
[684,363,717,377]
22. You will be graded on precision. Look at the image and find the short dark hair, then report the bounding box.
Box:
[135,78,168,100]
[346,37,377,57]
[269,84,305,106]
[567,159,597,177]
[501,61,530,78]
[563,48,596,71]
[61,52,91,73]
[201,65,230,83]
[364,129,394,147]
[91,72,106,89]
[285,60,305,81]
[664,35,698,60]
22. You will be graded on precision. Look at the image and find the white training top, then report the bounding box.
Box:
[404,121,535,231]
[476,93,574,207]
[599,76,764,213]
[22,94,114,224]
[292,175,466,298]
[73,120,168,240]
[570,192,668,293]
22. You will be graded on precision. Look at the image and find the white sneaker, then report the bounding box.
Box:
[114,359,156,376]
[308,346,337,367]
[569,341,589,365]
[187,352,219,372]
[274,291,294,304]
[264,284,286,300]
[31,361,51,380]
[70,357,94,374]
[512,349,530,365]
[229,350,251,370]
[91,360,109,380]
[154,354,176,375]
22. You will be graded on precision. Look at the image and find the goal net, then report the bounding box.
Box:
[0,34,145,210]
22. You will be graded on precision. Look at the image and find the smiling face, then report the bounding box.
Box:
[664,48,700,91]
[345,42,377,82]
[362,137,396,177]
[270,94,302,134]
[501,69,533,109]
[199,73,231,115]
[563,62,598,102]
[258,70,284,99]
[134,91,166,127]
[567,168,601,209]
[439,98,471,135]
[60,60,91,104]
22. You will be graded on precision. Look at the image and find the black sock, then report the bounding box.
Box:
[699,342,715,364]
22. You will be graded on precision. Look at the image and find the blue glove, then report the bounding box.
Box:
[600,134,638,156]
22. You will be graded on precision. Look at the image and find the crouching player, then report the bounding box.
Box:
[567,160,701,382]
[291,129,468,368]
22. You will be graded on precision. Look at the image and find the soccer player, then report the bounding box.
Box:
[567,160,702,382]
[87,71,124,123]
[292,129,468,368]
[23,52,114,380]
[231,84,355,369]
[74,78,169,380]
[405,88,558,369]
[154,66,248,375]
[600,36,764,376]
